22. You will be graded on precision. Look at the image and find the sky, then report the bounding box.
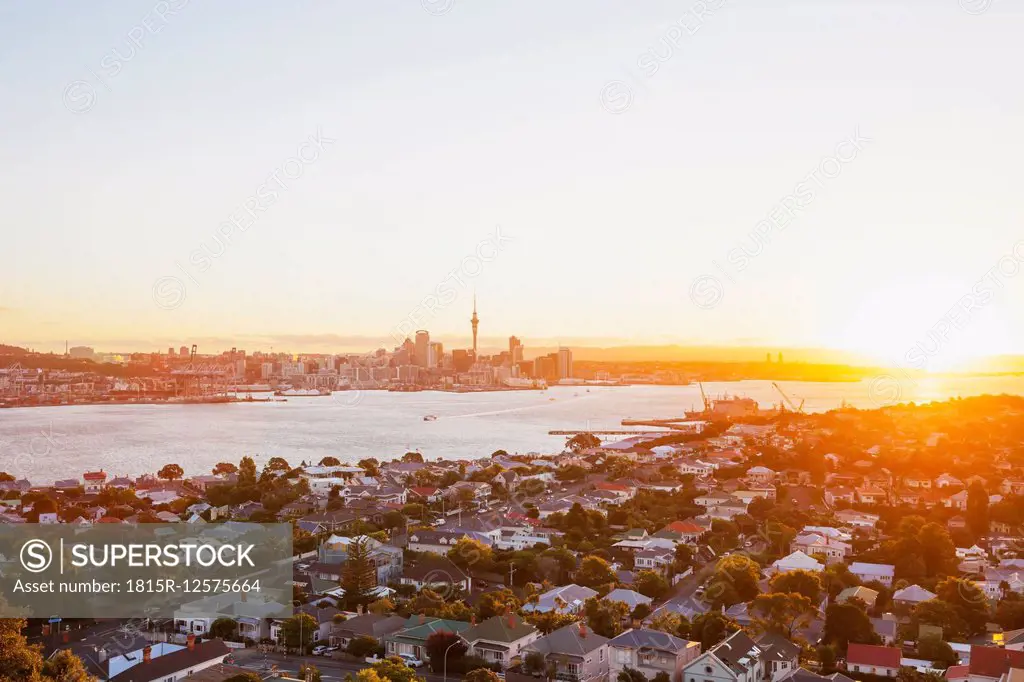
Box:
[1,0,1023,369]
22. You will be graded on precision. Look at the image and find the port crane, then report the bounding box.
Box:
[772,382,805,413]
[698,382,711,412]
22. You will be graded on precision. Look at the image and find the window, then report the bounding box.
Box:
[600,650,604,662]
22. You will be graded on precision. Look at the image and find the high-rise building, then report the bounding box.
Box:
[415,330,430,368]
[470,296,479,355]
[179,346,189,356]
[453,349,472,373]
[428,341,444,368]
[557,347,573,379]
[168,347,175,356]
[509,336,523,365]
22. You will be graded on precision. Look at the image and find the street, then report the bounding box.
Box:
[231,648,462,682]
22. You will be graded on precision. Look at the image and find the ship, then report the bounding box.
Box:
[423,415,438,421]
[274,388,332,397]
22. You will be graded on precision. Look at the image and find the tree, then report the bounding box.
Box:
[368,598,396,615]
[634,571,671,600]
[355,671,388,682]
[369,658,423,682]
[265,456,290,473]
[691,612,739,651]
[822,602,879,650]
[911,599,967,640]
[769,570,823,603]
[822,562,860,599]
[918,523,958,578]
[346,635,381,658]
[566,433,601,453]
[403,451,425,463]
[42,648,93,681]
[918,636,958,668]
[224,674,262,682]
[466,669,501,682]
[210,617,238,639]
[576,556,617,590]
[280,613,319,652]
[0,471,14,482]
[649,611,691,639]
[751,592,816,639]
[426,631,468,674]
[212,462,238,475]
[298,663,323,682]
[477,589,521,620]
[358,458,381,476]
[239,456,258,486]
[341,538,378,609]
[933,577,990,636]
[818,645,837,674]
[967,481,990,539]
[618,669,647,682]
[523,610,578,635]
[706,554,761,608]
[448,538,493,570]
[585,598,629,638]
[319,456,341,466]
[157,463,184,481]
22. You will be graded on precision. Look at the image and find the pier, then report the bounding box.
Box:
[548,429,668,436]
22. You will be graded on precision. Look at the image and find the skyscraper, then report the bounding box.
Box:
[470,296,479,356]
[557,347,573,379]
[509,336,523,365]
[415,330,430,368]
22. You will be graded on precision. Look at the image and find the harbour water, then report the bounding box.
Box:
[1,376,1022,483]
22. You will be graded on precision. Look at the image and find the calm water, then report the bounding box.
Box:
[1,376,1022,484]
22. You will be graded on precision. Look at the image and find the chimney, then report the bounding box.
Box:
[143,646,152,664]
[97,648,107,663]
[187,634,196,651]
[420,614,426,624]
[471,615,477,626]
[579,623,587,638]
[507,608,515,628]
[62,631,69,643]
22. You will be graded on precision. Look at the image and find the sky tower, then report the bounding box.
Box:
[471,295,479,355]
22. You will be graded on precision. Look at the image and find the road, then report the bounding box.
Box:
[231,648,462,682]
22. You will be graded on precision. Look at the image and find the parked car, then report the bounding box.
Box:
[312,645,329,656]
[399,654,425,668]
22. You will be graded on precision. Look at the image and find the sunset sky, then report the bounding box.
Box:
[2,0,1023,368]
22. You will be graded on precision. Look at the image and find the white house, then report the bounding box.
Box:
[850,562,895,586]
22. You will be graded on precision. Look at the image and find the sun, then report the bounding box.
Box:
[824,277,1013,372]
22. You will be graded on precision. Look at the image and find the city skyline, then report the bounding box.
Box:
[3,1,1024,370]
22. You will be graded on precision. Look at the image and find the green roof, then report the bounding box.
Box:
[464,615,537,644]
[387,617,471,644]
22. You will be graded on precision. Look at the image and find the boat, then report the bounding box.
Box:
[423,415,437,422]
[274,388,332,397]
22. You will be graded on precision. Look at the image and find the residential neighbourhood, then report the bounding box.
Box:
[7,396,1024,682]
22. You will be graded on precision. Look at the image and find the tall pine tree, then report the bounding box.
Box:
[341,538,377,610]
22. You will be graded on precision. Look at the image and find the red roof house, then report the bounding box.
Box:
[969,646,1024,681]
[847,643,901,676]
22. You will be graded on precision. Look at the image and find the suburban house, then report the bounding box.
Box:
[464,613,540,669]
[523,622,611,682]
[850,562,895,586]
[834,509,880,529]
[968,645,1024,682]
[401,557,472,594]
[522,584,597,615]
[318,535,403,585]
[837,586,879,609]
[855,487,888,506]
[655,521,706,545]
[82,470,107,493]
[384,617,472,661]
[770,551,824,575]
[790,533,850,564]
[329,613,407,649]
[605,589,653,611]
[756,633,802,682]
[845,643,901,677]
[103,637,230,682]
[892,585,937,609]
[635,547,676,574]
[682,631,765,682]
[608,628,700,682]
